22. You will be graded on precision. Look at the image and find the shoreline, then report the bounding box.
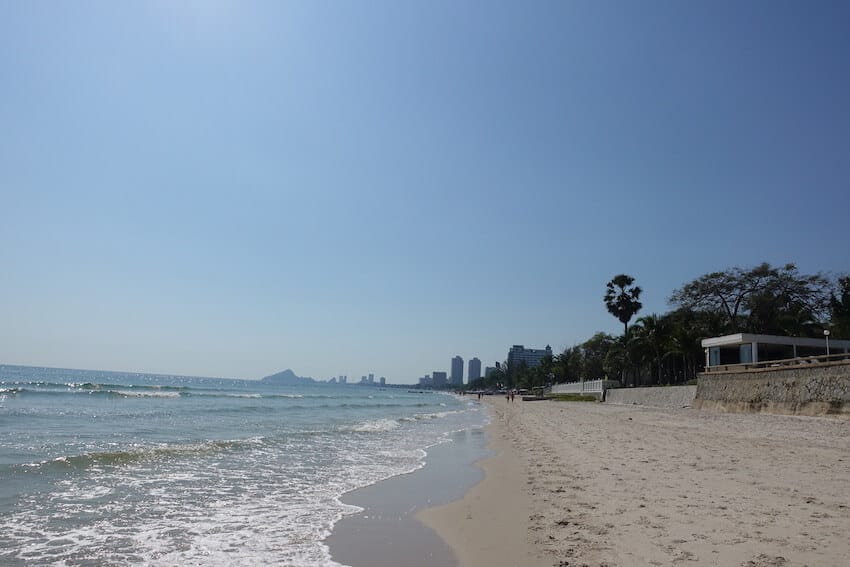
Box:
[417,398,549,567]
[326,424,491,567]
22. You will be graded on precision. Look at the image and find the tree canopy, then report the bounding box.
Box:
[669,263,833,337]
[604,274,643,337]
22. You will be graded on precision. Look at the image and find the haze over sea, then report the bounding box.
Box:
[0,364,485,566]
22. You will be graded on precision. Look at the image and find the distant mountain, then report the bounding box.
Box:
[261,369,315,384]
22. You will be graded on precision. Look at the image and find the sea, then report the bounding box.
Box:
[0,364,487,566]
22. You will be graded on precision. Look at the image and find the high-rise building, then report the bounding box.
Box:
[507,345,553,369]
[379,377,386,386]
[432,371,447,387]
[468,357,481,382]
[484,366,497,377]
[450,356,464,386]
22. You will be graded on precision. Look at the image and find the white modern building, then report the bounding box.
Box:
[702,333,850,369]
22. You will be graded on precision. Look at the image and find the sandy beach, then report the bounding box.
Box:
[420,398,850,567]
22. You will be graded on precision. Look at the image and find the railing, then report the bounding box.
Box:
[704,351,850,373]
[550,379,621,394]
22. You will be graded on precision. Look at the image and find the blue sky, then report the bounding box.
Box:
[2,1,849,382]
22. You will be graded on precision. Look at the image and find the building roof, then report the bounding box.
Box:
[701,333,850,349]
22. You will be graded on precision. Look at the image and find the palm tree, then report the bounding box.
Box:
[604,275,643,387]
[632,314,672,385]
[604,274,643,338]
[666,307,724,382]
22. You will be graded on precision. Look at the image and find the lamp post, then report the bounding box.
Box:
[824,329,831,357]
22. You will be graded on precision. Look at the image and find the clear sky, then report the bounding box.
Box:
[2,1,849,382]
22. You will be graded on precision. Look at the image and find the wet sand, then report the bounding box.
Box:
[422,398,850,567]
[326,427,490,567]
[418,401,548,567]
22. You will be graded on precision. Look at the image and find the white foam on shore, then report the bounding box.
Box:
[401,409,459,422]
[346,418,400,432]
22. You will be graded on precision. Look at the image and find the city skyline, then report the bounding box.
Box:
[2,2,849,381]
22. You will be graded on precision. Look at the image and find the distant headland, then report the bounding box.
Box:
[260,369,315,385]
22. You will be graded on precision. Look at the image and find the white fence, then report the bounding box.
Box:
[550,379,621,394]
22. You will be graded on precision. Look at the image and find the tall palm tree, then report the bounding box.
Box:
[604,275,643,386]
[604,274,643,338]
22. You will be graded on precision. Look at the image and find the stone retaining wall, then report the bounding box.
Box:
[604,385,697,409]
[695,361,850,416]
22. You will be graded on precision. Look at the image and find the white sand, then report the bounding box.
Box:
[421,398,850,567]
[418,400,548,567]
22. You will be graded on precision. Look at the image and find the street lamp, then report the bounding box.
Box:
[824,329,831,356]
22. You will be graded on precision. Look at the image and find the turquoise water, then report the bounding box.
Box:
[0,365,486,566]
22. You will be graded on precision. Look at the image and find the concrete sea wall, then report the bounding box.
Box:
[694,361,850,417]
[604,385,697,409]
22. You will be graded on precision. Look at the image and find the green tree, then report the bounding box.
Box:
[745,264,832,336]
[603,340,628,384]
[506,360,527,389]
[525,354,555,390]
[831,276,850,339]
[665,307,723,382]
[604,274,643,338]
[670,263,772,332]
[551,350,566,382]
[669,263,832,335]
[580,332,618,381]
[554,346,586,383]
[632,314,673,385]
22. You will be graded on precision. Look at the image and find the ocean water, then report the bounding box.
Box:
[0,365,486,566]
